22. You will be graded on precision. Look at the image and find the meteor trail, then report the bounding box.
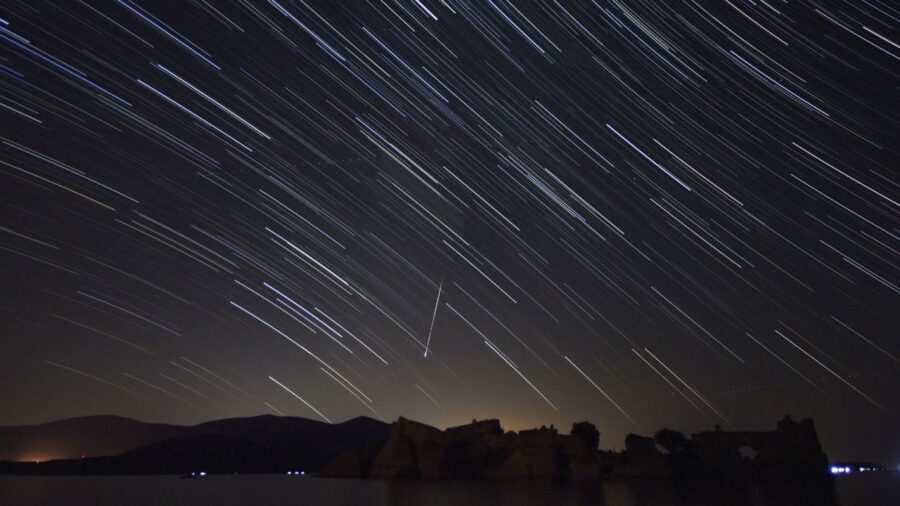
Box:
[424,276,443,358]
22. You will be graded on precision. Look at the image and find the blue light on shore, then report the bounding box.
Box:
[830,465,883,475]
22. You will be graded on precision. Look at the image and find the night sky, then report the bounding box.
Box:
[1,1,897,463]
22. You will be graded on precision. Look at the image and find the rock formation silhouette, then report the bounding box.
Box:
[689,416,830,479]
[320,415,830,481]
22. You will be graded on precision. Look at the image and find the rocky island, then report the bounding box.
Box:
[321,415,830,481]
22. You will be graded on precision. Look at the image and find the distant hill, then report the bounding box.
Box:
[0,414,391,474]
[0,415,194,461]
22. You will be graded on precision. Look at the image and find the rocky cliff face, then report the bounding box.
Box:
[690,416,829,478]
[320,416,830,482]
[319,436,383,478]
[368,417,445,479]
[330,419,596,480]
[486,427,562,480]
[610,434,671,478]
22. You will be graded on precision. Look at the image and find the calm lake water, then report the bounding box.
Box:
[1,473,896,506]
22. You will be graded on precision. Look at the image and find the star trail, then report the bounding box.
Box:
[0,1,897,462]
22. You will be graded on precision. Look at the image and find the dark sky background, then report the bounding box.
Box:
[1,1,897,463]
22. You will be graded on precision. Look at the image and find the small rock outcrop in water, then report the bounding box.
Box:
[321,416,831,481]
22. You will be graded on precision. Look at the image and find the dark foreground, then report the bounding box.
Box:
[1,473,897,506]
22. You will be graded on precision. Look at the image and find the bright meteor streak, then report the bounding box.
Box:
[424,277,443,358]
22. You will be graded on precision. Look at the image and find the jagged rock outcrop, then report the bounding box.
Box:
[690,416,829,478]
[488,427,561,479]
[351,419,595,480]
[443,419,509,478]
[369,417,446,479]
[561,434,600,480]
[318,415,830,482]
[319,436,384,479]
[611,433,671,478]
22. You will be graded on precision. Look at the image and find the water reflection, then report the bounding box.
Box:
[379,479,838,506]
[7,473,895,506]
